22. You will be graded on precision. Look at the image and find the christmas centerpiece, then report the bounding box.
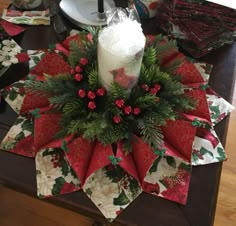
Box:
[0,8,234,221]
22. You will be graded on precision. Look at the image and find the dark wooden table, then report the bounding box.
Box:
[0,1,236,225]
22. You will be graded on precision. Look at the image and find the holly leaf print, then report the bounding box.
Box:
[9,89,18,101]
[52,177,66,195]
[166,156,176,168]
[209,105,221,120]
[113,189,130,206]
[200,147,214,158]
[217,147,226,161]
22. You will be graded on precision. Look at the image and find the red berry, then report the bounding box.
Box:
[115,99,125,108]
[75,66,83,73]
[150,87,158,95]
[146,35,155,46]
[154,84,161,91]
[133,107,141,115]
[124,106,132,115]
[113,116,121,124]
[96,88,106,96]
[75,73,83,82]
[70,68,75,74]
[80,58,88,66]
[141,84,149,91]
[88,101,96,110]
[78,89,86,98]
[87,33,93,42]
[87,91,96,100]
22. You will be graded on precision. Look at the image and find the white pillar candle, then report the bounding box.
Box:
[98,19,146,91]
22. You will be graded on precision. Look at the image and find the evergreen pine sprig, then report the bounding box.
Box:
[137,118,163,151]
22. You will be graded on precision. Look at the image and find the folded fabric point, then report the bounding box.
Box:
[0,19,25,36]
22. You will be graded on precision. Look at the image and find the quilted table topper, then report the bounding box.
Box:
[0,30,234,221]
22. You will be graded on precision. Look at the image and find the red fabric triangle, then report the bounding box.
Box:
[184,89,212,123]
[65,137,94,185]
[34,114,61,150]
[0,19,25,36]
[131,136,157,184]
[85,142,113,180]
[164,141,189,162]
[116,142,140,183]
[161,120,197,162]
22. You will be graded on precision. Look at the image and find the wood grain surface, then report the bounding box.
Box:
[0,0,236,225]
[214,70,236,226]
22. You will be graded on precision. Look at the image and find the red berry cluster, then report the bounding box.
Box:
[77,88,106,110]
[71,58,89,82]
[113,99,141,124]
[141,83,161,95]
[50,153,63,168]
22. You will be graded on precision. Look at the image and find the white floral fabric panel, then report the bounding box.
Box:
[1,80,26,114]
[0,116,33,154]
[83,166,142,221]
[192,128,226,165]
[144,156,191,204]
[1,50,46,112]
[36,148,80,197]
[0,39,22,72]
[207,93,235,125]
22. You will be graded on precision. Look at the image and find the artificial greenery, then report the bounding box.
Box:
[26,26,196,153]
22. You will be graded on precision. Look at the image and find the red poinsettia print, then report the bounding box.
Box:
[161,168,190,204]
[110,68,136,89]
